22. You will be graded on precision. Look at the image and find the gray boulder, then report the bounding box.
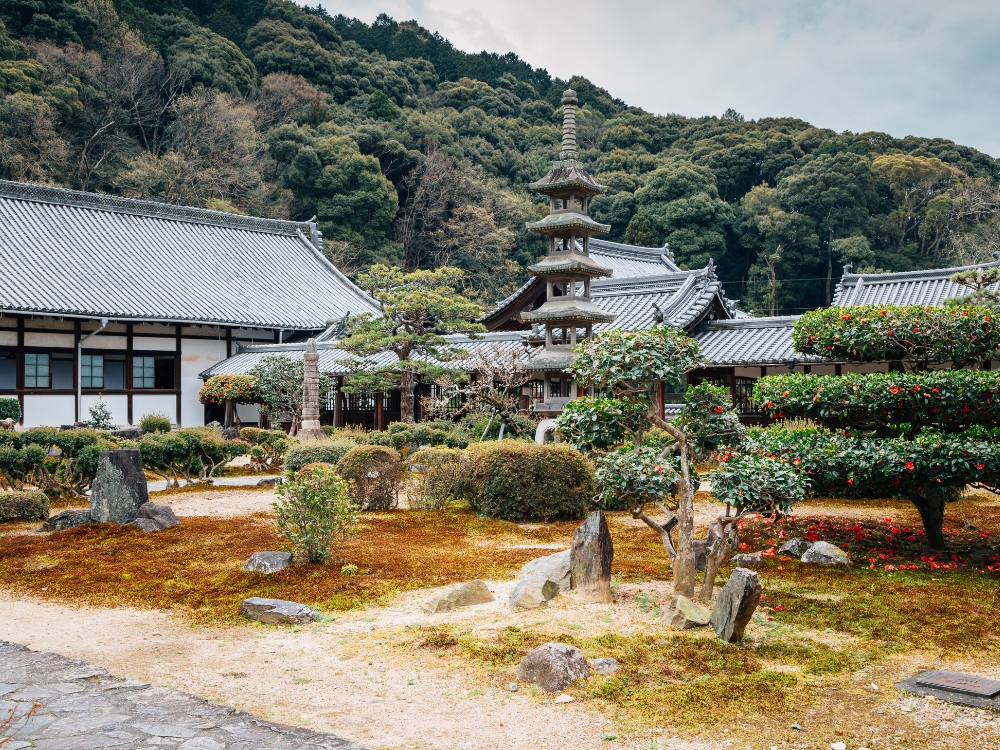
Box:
[710,568,763,643]
[570,511,613,603]
[801,540,850,566]
[693,540,707,572]
[240,597,317,625]
[110,427,143,440]
[257,476,283,486]
[41,509,91,532]
[509,577,560,610]
[516,643,591,693]
[591,658,620,675]
[243,551,293,574]
[778,537,810,556]
[89,449,148,524]
[520,549,571,591]
[130,503,179,533]
[733,551,763,568]
[662,595,711,629]
[423,580,494,613]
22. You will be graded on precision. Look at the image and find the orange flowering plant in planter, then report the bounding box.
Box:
[198,375,259,406]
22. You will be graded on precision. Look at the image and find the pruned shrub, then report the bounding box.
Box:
[0,490,49,522]
[139,412,171,434]
[240,428,293,471]
[337,445,404,511]
[275,464,359,563]
[467,443,595,521]
[407,447,468,510]
[284,440,359,474]
[0,397,21,422]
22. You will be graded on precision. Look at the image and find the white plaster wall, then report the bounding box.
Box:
[81,394,128,427]
[84,336,127,350]
[24,333,74,348]
[181,338,228,427]
[133,394,178,425]
[23,395,75,427]
[237,403,260,425]
[134,337,176,352]
[0,331,15,346]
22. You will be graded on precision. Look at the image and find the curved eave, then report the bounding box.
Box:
[521,299,616,324]
[527,254,614,278]
[526,213,611,235]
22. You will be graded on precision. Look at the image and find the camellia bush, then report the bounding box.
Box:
[757,303,1000,549]
[275,463,360,564]
[198,374,259,428]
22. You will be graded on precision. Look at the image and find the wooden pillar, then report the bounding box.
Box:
[334,376,344,428]
[175,324,182,426]
[126,322,133,425]
[376,391,384,431]
[16,316,23,422]
[760,366,767,378]
[73,319,81,423]
[226,327,232,358]
[835,364,842,376]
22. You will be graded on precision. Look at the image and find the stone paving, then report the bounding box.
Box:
[0,641,368,749]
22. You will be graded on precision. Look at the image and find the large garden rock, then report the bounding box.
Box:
[509,577,560,610]
[520,549,571,591]
[801,540,850,566]
[570,511,613,603]
[733,551,763,568]
[243,551,293,574]
[240,597,317,625]
[41,509,91,532]
[130,503,179,532]
[89,449,148,524]
[662,595,711,629]
[516,643,591,693]
[710,568,762,643]
[779,537,810,556]
[423,580,494,613]
[110,427,143,440]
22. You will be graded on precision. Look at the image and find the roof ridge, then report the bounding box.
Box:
[0,179,315,236]
[840,260,1000,284]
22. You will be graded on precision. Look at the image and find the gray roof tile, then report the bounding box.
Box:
[833,261,1000,308]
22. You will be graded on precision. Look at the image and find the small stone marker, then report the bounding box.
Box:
[130,503,179,532]
[662,595,711,629]
[591,658,620,675]
[710,567,762,643]
[570,510,613,603]
[89,449,148,524]
[509,577,560,610]
[897,669,1000,709]
[243,551,293,574]
[423,580,494,613]
[240,597,317,624]
[800,540,850,566]
[733,551,763,568]
[516,643,591,693]
[521,549,571,591]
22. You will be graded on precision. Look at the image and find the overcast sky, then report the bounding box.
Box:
[315,0,1000,157]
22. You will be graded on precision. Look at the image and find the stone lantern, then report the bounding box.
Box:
[521,89,615,416]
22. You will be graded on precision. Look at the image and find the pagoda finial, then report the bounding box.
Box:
[560,89,578,161]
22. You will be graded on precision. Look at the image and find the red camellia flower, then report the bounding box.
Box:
[905,461,915,471]
[890,386,899,394]
[773,605,786,611]
[782,391,789,397]
[654,465,663,473]
[713,406,724,413]
[977,463,985,470]
[880,309,887,315]
[887,330,894,336]
[962,311,969,316]
[847,477,854,485]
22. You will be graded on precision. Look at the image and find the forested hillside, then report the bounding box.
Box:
[1,0,998,313]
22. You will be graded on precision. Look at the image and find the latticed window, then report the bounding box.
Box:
[529,380,545,401]
[732,377,759,415]
[81,354,103,389]
[24,353,49,388]
[344,393,376,411]
[429,384,463,412]
[133,356,155,388]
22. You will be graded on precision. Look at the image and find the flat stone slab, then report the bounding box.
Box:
[897,670,1000,710]
[239,597,317,624]
[0,640,369,748]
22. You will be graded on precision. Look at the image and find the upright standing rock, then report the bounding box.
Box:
[710,567,762,643]
[298,338,326,442]
[570,511,613,603]
[89,449,148,524]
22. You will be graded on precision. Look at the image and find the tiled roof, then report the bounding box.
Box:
[591,269,731,331]
[833,261,1000,308]
[588,238,681,276]
[0,180,379,329]
[692,316,830,366]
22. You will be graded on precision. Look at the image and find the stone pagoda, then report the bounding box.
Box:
[521,89,615,416]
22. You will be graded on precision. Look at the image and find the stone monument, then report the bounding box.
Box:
[89,449,148,524]
[298,338,326,441]
[570,510,613,603]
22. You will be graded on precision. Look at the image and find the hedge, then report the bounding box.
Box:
[337,445,404,511]
[0,490,49,522]
[284,440,359,473]
[467,442,594,521]
[755,370,1000,434]
[0,397,20,421]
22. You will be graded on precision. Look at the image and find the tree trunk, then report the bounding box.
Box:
[673,447,696,598]
[914,494,946,550]
[400,368,415,423]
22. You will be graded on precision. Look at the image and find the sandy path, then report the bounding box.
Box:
[0,587,710,750]
[153,487,278,518]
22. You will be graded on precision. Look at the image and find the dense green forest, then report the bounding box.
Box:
[1,0,998,313]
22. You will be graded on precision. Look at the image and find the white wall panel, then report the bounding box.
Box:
[81,394,128,427]
[84,336,127,350]
[236,403,260,425]
[181,338,227,427]
[133,394,178,425]
[23,395,75,427]
[0,331,15,346]
[24,333,74,348]
[134,337,176,351]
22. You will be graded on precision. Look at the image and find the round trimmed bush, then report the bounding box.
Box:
[408,447,467,510]
[337,445,404,511]
[468,442,595,521]
[139,412,171,433]
[284,440,360,474]
[0,490,49,523]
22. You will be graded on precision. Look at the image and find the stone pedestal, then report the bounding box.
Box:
[89,449,148,524]
[570,510,613,603]
[298,338,326,441]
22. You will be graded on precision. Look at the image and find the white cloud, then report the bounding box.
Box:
[317,0,1000,156]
